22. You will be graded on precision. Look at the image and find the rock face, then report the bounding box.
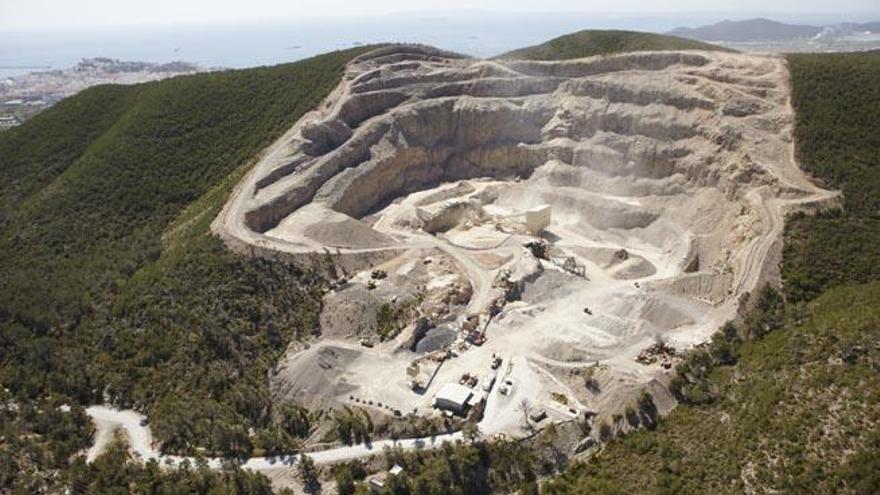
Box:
[227,45,812,256]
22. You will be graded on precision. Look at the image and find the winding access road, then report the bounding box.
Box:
[85,406,463,471]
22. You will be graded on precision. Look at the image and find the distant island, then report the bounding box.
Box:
[1,57,216,128]
[667,18,880,52]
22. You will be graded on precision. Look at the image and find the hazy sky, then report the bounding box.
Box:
[2,0,878,31]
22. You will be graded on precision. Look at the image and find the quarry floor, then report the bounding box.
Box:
[267,177,832,440]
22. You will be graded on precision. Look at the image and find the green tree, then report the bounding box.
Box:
[298,453,322,494]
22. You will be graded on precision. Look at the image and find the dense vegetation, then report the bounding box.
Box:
[539,50,880,495]
[0,46,372,489]
[330,435,562,495]
[782,52,880,301]
[497,29,728,61]
[0,393,95,493]
[0,49,363,328]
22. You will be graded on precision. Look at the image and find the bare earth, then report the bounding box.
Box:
[210,45,836,442]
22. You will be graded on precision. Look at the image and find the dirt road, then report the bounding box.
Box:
[85,406,462,471]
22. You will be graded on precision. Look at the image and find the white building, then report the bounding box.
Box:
[433,382,474,414]
[525,204,551,234]
[0,116,20,129]
[369,464,404,492]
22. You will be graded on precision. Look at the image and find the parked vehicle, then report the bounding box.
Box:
[482,372,497,392]
[499,378,515,395]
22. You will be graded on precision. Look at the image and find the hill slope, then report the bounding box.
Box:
[782,51,880,302]
[0,46,372,491]
[668,18,821,41]
[0,50,363,328]
[496,29,728,60]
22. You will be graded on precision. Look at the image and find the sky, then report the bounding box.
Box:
[2,0,879,31]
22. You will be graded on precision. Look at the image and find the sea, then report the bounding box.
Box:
[3,12,877,80]
[0,12,724,79]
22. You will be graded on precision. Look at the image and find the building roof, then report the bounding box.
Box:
[526,204,551,213]
[368,474,386,488]
[434,382,474,408]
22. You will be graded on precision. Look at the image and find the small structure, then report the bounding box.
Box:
[466,329,485,346]
[433,382,474,414]
[529,408,547,422]
[368,473,386,491]
[462,314,480,332]
[0,116,20,129]
[458,373,478,388]
[368,465,404,492]
[525,204,552,234]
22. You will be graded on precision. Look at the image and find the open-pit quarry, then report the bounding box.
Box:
[214,45,833,439]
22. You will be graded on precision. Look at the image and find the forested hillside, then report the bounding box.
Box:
[0,47,372,491]
[782,52,880,302]
[497,29,728,60]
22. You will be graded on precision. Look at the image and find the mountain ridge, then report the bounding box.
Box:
[668,17,880,42]
[496,29,729,60]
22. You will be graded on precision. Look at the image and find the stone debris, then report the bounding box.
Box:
[636,341,678,367]
[524,240,550,260]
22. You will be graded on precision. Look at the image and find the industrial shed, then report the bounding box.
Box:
[432,382,474,414]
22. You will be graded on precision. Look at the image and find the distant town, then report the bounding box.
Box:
[1,57,215,129]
